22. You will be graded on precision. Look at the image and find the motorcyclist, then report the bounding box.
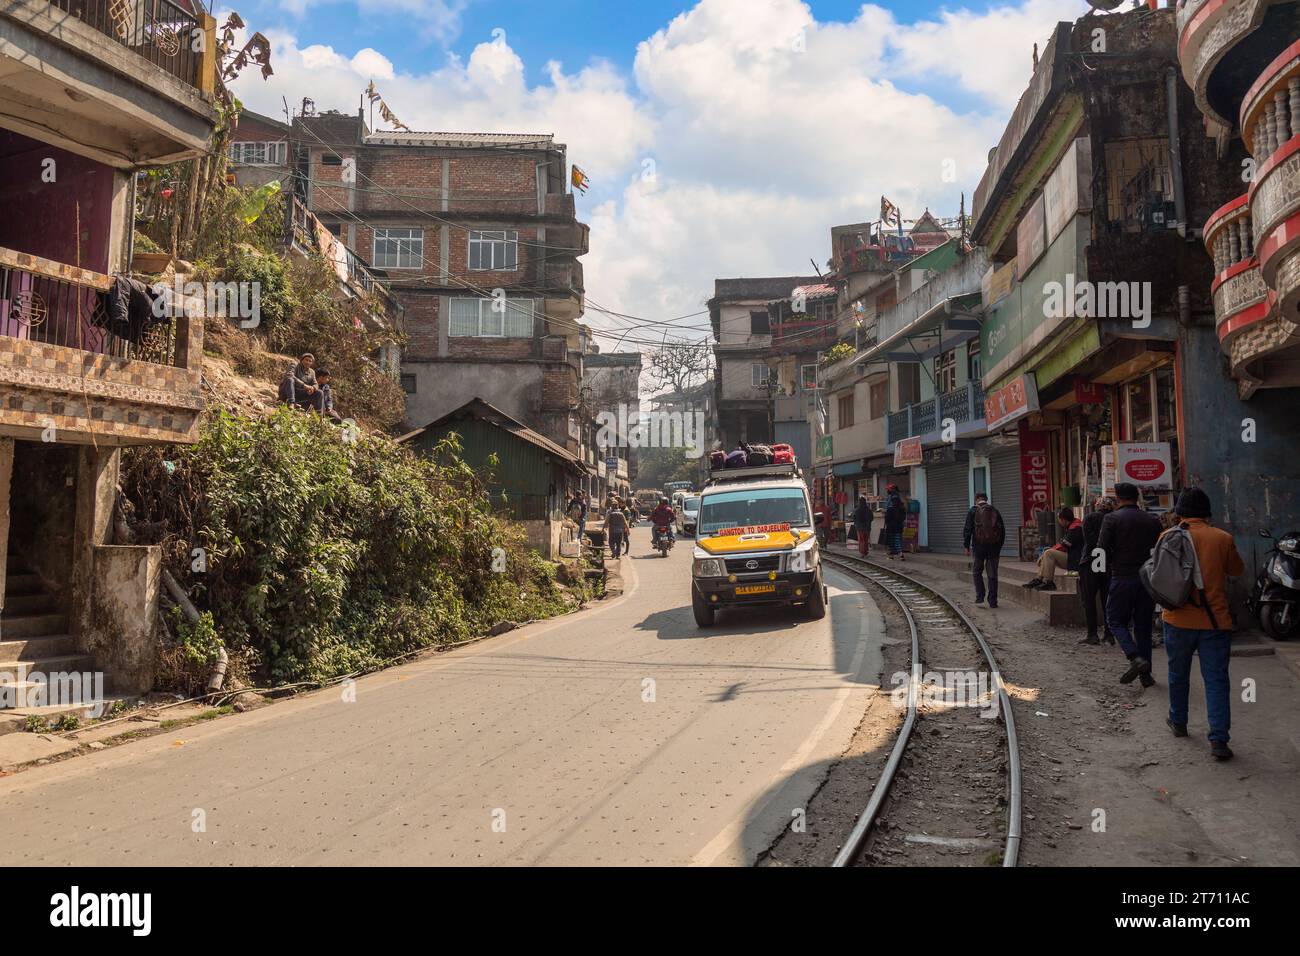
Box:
[651,498,676,546]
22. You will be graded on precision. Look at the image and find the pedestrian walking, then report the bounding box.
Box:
[568,489,589,540]
[963,492,1006,607]
[1157,487,1244,760]
[1098,482,1163,686]
[1077,497,1116,645]
[1023,506,1083,592]
[852,495,874,557]
[603,505,628,560]
[884,485,906,560]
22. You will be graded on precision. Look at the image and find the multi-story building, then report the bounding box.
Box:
[970,4,1299,576]
[708,275,821,452]
[227,108,289,189]
[289,110,590,450]
[0,0,219,698]
[581,350,642,500]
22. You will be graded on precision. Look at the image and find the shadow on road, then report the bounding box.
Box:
[633,605,806,641]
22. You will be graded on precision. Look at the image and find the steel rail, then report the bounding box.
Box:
[823,552,1023,867]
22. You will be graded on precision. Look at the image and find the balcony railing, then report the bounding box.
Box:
[0,247,179,365]
[886,381,986,446]
[48,0,204,88]
[288,196,400,327]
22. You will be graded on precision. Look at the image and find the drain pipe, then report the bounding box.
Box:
[1167,67,1188,237]
[162,567,228,692]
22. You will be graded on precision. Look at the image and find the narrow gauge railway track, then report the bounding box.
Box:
[822,551,1022,867]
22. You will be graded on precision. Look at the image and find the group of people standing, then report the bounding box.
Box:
[968,482,1243,760]
[567,489,665,559]
[850,485,911,561]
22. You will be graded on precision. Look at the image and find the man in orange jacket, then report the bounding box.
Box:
[1161,487,1244,760]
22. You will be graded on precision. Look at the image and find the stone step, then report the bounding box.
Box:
[0,613,70,639]
[0,634,77,660]
[0,654,98,680]
[0,695,135,734]
[2,573,42,597]
[924,553,1081,593]
[1,592,61,616]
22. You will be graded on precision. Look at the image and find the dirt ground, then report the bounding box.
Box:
[765,552,1300,867]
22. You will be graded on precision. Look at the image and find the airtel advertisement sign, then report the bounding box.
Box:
[1115,442,1173,490]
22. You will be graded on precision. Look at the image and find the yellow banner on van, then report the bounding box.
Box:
[697,524,812,555]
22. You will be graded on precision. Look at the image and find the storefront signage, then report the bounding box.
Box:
[893,436,923,468]
[1101,444,1117,496]
[816,434,833,460]
[1115,441,1173,490]
[1016,194,1047,280]
[1074,378,1105,405]
[1043,137,1091,246]
[922,446,967,466]
[984,374,1040,431]
[1019,422,1051,523]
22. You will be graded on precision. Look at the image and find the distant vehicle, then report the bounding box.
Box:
[654,525,675,557]
[676,496,700,537]
[664,480,694,499]
[690,462,826,627]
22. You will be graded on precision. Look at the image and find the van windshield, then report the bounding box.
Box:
[698,488,810,534]
[683,497,701,511]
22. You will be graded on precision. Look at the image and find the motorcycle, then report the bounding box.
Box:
[1249,529,1300,640]
[654,526,674,557]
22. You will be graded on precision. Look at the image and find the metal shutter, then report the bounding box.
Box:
[926,461,969,554]
[990,447,1023,558]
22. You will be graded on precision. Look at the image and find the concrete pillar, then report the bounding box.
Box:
[0,438,12,618]
[71,446,120,643]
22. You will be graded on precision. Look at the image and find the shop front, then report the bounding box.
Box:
[922,445,970,554]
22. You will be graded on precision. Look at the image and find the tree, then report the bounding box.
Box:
[645,343,712,398]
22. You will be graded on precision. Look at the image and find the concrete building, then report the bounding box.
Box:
[289,111,590,450]
[0,0,219,698]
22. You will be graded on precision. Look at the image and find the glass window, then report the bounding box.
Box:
[801,364,818,391]
[751,364,770,388]
[373,228,423,269]
[967,337,982,382]
[870,380,887,420]
[468,231,518,271]
[935,349,957,393]
[1126,374,1154,441]
[698,488,811,535]
[838,392,855,429]
[448,297,536,337]
[750,311,771,334]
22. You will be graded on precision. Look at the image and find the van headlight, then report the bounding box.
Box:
[787,539,818,573]
[693,558,725,578]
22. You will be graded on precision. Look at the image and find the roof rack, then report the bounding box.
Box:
[705,462,803,486]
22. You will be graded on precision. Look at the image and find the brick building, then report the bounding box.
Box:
[288,110,590,448]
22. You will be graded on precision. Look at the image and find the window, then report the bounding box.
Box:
[967,337,982,382]
[698,488,811,535]
[870,380,888,420]
[320,154,343,166]
[373,228,423,269]
[400,374,417,394]
[935,349,957,394]
[837,392,855,429]
[1125,374,1154,441]
[468,231,518,271]
[800,364,818,391]
[897,363,921,406]
[1105,137,1174,231]
[228,141,287,165]
[751,363,770,388]
[448,297,536,338]
[750,310,771,335]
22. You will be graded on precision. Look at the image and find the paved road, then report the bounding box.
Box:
[0,527,884,866]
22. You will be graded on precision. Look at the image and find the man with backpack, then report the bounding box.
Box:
[883,485,907,561]
[1098,482,1163,686]
[964,492,1006,607]
[1146,487,1244,760]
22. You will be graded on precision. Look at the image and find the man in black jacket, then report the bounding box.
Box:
[1078,497,1115,645]
[963,492,1006,607]
[883,486,907,561]
[1098,482,1164,685]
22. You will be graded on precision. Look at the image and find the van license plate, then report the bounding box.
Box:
[735,584,776,596]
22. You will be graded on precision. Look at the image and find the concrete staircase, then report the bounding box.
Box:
[1,555,98,725]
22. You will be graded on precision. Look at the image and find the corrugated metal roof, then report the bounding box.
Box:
[790,283,837,299]
[364,131,556,148]
[399,398,586,475]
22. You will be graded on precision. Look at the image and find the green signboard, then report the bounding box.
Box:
[816,434,833,460]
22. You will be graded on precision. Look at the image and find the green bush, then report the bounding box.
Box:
[123,409,584,685]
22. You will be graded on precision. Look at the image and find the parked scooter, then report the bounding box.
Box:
[1250,529,1300,640]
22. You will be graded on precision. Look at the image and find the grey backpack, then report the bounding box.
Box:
[1140,523,1218,627]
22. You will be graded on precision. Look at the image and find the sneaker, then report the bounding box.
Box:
[1138,672,1156,688]
[1078,633,1100,645]
[1038,582,1058,592]
[1166,718,1187,737]
[988,601,998,609]
[1021,578,1044,589]
[975,597,985,606]
[1103,632,1116,646]
[1211,741,1234,761]
[1119,656,1151,684]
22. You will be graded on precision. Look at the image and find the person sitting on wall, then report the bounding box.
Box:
[311,368,342,421]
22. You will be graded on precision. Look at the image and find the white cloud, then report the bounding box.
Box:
[230,0,1079,347]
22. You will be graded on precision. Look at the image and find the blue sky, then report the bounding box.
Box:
[229,0,1086,340]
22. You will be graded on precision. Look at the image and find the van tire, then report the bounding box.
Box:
[693,589,716,627]
[802,572,827,620]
